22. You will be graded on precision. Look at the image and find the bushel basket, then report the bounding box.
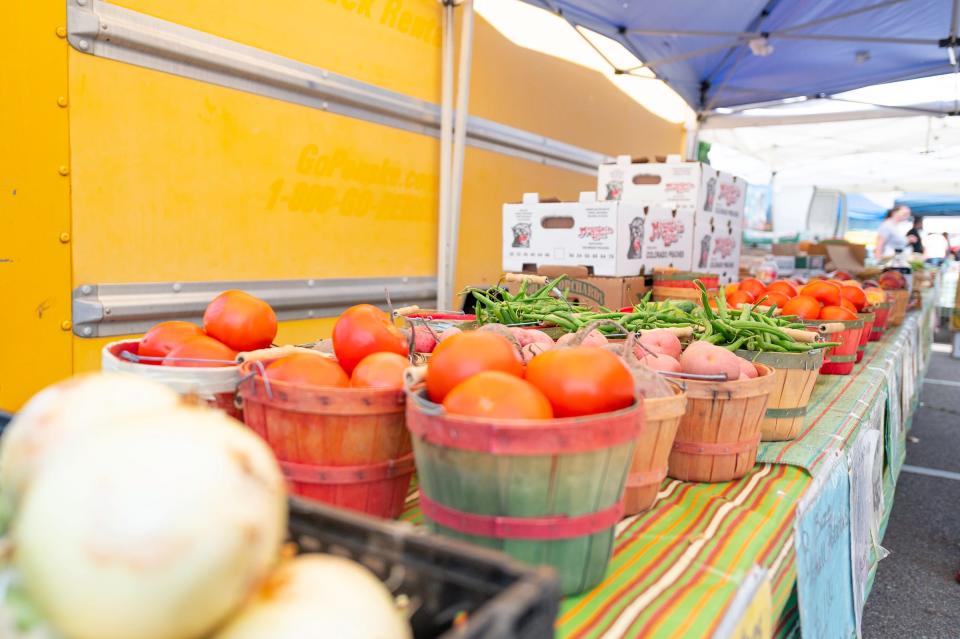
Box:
[238,359,414,519]
[406,390,642,596]
[737,350,823,441]
[624,385,685,515]
[668,364,776,483]
[102,339,242,419]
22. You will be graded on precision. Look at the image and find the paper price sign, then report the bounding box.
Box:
[712,566,772,639]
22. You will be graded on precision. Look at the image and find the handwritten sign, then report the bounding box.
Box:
[848,428,881,637]
[795,452,856,639]
[711,566,771,639]
[866,392,887,531]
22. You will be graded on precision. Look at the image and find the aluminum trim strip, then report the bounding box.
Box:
[72,276,438,338]
[66,0,607,174]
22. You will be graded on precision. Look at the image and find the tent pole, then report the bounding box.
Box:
[448,0,474,310]
[684,120,700,161]
[437,2,455,310]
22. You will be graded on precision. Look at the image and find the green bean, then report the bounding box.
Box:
[705,334,725,345]
[725,336,751,351]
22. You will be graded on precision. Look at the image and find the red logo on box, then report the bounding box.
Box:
[665,182,695,194]
[649,220,686,247]
[713,236,736,258]
[719,184,742,206]
[578,226,614,241]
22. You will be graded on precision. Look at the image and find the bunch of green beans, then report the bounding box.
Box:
[693,280,838,353]
[467,278,701,334]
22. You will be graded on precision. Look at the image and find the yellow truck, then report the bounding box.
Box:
[2,0,683,411]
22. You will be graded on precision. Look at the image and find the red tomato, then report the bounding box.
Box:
[265,353,349,387]
[203,290,278,352]
[840,286,867,311]
[738,278,767,300]
[819,305,858,321]
[727,290,755,307]
[781,295,822,320]
[350,352,409,390]
[800,281,842,306]
[162,335,237,367]
[139,321,204,360]
[332,304,407,375]
[762,292,791,308]
[766,280,799,298]
[839,297,857,313]
[426,332,523,402]
[724,283,740,299]
[525,347,634,418]
[443,371,553,420]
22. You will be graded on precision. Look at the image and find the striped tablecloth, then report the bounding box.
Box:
[401,294,935,638]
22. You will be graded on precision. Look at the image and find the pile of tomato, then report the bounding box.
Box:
[263,304,410,390]
[426,332,635,420]
[724,276,888,321]
[138,290,277,367]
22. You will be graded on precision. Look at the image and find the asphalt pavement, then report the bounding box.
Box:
[862,329,960,639]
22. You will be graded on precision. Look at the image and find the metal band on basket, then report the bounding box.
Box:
[280,453,416,485]
[826,354,858,363]
[764,406,808,418]
[419,494,624,540]
[671,433,761,455]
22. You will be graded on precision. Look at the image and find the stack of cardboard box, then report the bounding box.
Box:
[500,157,747,309]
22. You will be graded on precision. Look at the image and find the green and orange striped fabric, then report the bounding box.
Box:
[399,293,934,638]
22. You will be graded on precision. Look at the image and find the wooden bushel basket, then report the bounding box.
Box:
[651,270,718,305]
[737,350,824,442]
[406,391,641,596]
[623,386,686,515]
[889,290,909,326]
[668,364,776,483]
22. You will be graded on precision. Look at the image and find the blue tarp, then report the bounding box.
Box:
[524,0,955,110]
[847,193,888,226]
[895,193,960,215]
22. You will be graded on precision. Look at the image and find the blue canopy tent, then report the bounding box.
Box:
[847,192,889,229]
[520,0,959,114]
[896,192,960,215]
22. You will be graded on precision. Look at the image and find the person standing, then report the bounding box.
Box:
[875,205,911,259]
[906,217,924,254]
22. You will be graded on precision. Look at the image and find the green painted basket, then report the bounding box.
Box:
[405,390,642,595]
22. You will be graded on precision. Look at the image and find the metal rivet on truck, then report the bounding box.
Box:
[60,321,72,331]
[57,166,69,176]
[57,96,68,107]
[59,233,70,243]
[55,26,66,38]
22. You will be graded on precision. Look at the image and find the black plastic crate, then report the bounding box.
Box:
[288,498,559,639]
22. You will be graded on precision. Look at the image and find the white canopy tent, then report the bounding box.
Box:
[700,74,960,192]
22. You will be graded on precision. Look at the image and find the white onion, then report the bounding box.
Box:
[214,555,411,639]
[0,373,181,508]
[13,406,287,639]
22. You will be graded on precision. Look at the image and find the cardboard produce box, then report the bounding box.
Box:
[502,192,675,276]
[597,156,746,281]
[504,266,648,311]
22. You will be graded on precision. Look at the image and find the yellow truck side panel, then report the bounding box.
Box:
[6,2,683,408]
[69,52,439,284]
[469,18,684,155]
[110,0,442,102]
[0,4,74,411]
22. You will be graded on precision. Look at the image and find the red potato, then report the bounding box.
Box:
[636,329,682,359]
[639,353,681,373]
[411,325,438,353]
[679,341,741,381]
[556,330,607,348]
[509,327,555,348]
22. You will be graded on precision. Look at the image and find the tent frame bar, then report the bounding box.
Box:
[623,28,937,47]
